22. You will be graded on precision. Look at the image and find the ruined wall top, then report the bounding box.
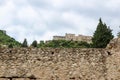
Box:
[107,38,120,50]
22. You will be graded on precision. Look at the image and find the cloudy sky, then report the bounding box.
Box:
[0,0,120,43]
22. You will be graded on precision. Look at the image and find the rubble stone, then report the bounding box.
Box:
[0,38,120,80]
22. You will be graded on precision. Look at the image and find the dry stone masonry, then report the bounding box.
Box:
[0,38,120,80]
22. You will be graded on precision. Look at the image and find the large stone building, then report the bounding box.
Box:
[53,33,92,43]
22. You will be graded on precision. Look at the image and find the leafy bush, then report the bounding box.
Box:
[38,40,91,48]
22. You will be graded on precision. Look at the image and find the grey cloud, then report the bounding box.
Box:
[0,0,120,43]
[28,0,52,9]
[46,18,75,31]
[0,0,6,5]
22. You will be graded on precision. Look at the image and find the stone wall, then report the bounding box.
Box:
[107,38,120,50]
[0,38,120,80]
[0,48,113,80]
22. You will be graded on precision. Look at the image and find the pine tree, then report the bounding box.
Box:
[22,38,28,47]
[31,40,37,47]
[92,18,114,48]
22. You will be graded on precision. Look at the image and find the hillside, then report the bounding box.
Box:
[0,30,21,47]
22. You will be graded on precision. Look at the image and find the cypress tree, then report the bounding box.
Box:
[22,38,28,47]
[92,18,114,48]
[31,40,37,47]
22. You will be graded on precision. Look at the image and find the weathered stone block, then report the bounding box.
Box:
[12,78,30,80]
[0,78,9,80]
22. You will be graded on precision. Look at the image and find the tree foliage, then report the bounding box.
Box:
[31,40,38,47]
[38,40,91,48]
[8,43,13,48]
[92,18,114,48]
[21,38,28,47]
[37,40,45,48]
[0,30,21,47]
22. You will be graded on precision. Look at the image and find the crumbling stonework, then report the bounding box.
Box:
[0,38,120,80]
[0,48,108,80]
[107,38,120,50]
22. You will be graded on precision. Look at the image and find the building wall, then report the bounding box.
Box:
[53,36,65,40]
[53,33,92,43]
[65,33,76,41]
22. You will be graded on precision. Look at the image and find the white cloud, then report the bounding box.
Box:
[61,11,97,35]
[0,0,120,44]
[0,0,15,25]
[16,6,39,22]
[105,0,120,10]
[41,31,56,40]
